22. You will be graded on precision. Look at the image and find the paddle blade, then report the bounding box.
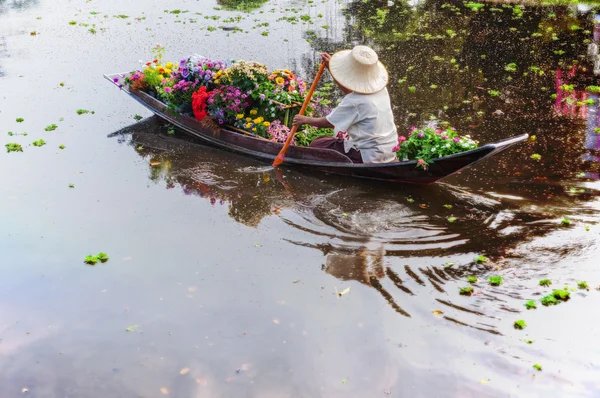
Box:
[272,153,285,167]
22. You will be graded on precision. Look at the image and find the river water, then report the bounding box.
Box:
[1,0,600,396]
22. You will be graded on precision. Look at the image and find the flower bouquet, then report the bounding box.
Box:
[394,124,479,169]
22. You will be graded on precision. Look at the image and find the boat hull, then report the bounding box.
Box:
[105,73,528,184]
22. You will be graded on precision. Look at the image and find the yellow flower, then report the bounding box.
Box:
[246,117,252,122]
[245,123,252,129]
[263,121,270,127]
[249,109,258,115]
[214,79,220,84]
[236,114,244,119]
[165,68,172,74]
[253,117,263,124]
[275,76,285,86]
[215,70,223,78]
[252,128,257,132]
[283,69,292,74]
[165,62,173,69]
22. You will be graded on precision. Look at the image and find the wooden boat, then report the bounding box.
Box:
[104,73,528,184]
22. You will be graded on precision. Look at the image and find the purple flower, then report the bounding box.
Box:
[179,59,187,68]
[181,67,189,78]
[441,135,448,140]
[259,93,266,100]
[204,75,210,81]
[418,133,424,138]
[410,126,416,131]
[113,77,119,83]
[218,118,223,124]
[205,70,212,77]
[207,62,214,68]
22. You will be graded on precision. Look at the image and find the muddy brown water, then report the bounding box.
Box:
[2,0,600,396]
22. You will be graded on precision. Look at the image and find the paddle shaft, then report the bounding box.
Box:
[272,62,327,167]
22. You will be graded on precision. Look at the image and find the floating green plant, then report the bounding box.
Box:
[59,144,65,149]
[525,300,537,310]
[560,217,571,226]
[474,255,489,264]
[504,62,517,72]
[514,320,526,330]
[530,153,542,161]
[84,255,98,265]
[539,279,552,287]
[467,276,478,284]
[44,124,58,131]
[32,139,46,147]
[16,117,24,123]
[533,363,542,371]
[97,252,109,263]
[577,281,588,289]
[488,275,503,286]
[523,339,534,344]
[459,286,473,296]
[541,294,559,306]
[76,109,91,115]
[69,184,74,188]
[443,204,453,209]
[447,216,457,223]
[552,289,570,300]
[5,143,23,152]
[134,114,143,121]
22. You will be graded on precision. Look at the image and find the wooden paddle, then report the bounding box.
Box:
[272,62,327,167]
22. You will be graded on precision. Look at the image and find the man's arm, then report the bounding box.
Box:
[292,115,334,129]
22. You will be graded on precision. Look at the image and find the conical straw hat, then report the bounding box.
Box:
[328,46,388,94]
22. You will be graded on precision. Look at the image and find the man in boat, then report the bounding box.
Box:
[292,46,398,164]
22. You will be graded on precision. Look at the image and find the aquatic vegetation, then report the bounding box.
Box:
[76,109,91,115]
[16,117,24,122]
[488,90,501,96]
[459,286,473,296]
[443,204,453,209]
[474,255,488,264]
[32,139,46,147]
[488,275,503,286]
[5,143,23,153]
[524,339,534,344]
[539,279,552,287]
[530,153,542,161]
[134,114,143,121]
[541,295,559,306]
[465,2,485,12]
[552,289,570,300]
[577,281,588,290]
[514,320,526,330]
[525,300,537,309]
[504,62,517,72]
[560,217,571,226]
[69,20,77,25]
[97,252,109,263]
[447,216,457,223]
[69,184,74,188]
[137,146,143,151]
[467,276,478,283]
[44,124,58,131]
[59,144,65,149]
[84,255,98,265]
[533,363,542,371]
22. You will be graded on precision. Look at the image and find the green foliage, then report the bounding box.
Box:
[77,109,90,115]
[295,127,333,147]
[488,275,503,286]
[525,300,537,309]
[577,281,588,289]
[523,339,534,344]
[97,252,109,262]
[59,144,66,149]
[541,294,559,306]
[586,85,600,93]
[69,20,77,25]
[514,320,526,330]
[474,255,488,264]
[5,143,23,152]
[459,286,473,295]
[467,276,478,283]
[504,62,517,72]
[488,90,501,96]
[69,184,74,188]
[560,217,571,226]
[134,114,143,121]
[465,2,485,11]
[531,153,542,161]
[533,363,542,371]
[32,139,46,147]
[16,117,24,122]
[84,255,99,265]
[552,289,570,300]
[539,279,552,287]
[447,216,457,223]
[44,124,58,131]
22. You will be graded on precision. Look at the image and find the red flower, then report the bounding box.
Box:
[153,59,158,64]
[192,86,213,121]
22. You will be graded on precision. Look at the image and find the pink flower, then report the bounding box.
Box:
[417,159,425,165]
[164,87,172,93]
[392,145,400,151]
[453,137,460,142]
[398,136,406,142]
[410,126,416,131]
[418,133,424,138]
[441,135,448,139]
[435,129,441,134]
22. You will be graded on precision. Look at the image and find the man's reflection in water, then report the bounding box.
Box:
[323,247,411,317]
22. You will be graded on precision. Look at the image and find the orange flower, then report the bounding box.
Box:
[288,72,295,79]
[153,59,158,63]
